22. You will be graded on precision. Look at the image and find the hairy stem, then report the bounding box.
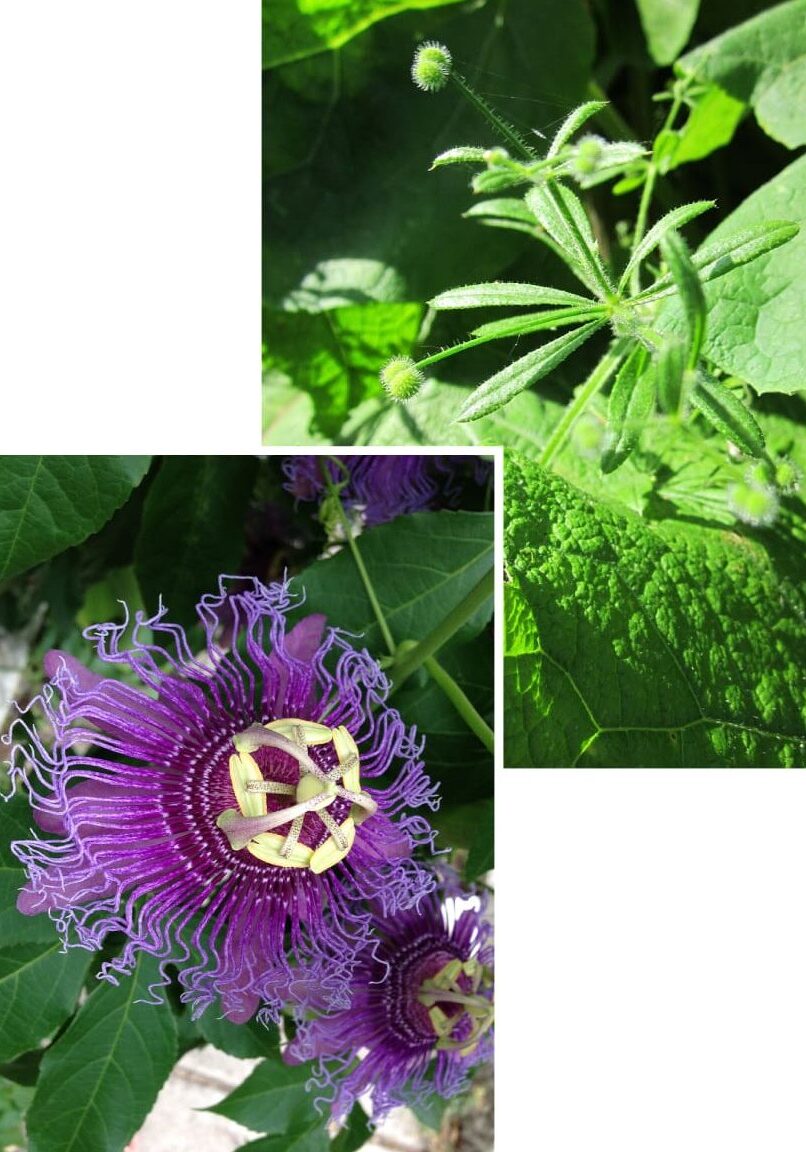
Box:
[629,87,687,295]
[450,70,537,162]
[539,338,630,468]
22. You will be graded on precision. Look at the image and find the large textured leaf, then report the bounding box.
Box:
[505,453,806,767]
[0,457,151,584]
[635,0,700,64]
[26,955,177,1152]
[686,155,806,396]
[678,0,806,149]
[208,1051,316,1134]
[293,510,493,652]
[134,456,258,627]
[264,0,464,69]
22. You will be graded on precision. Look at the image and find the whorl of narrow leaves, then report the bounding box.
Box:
[601,346,654,474]
[689,373,766,458]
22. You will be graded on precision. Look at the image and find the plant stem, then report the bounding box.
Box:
[629,87,686,296]
[450,71,537,162]
[539,338,629,468]
[390,567,494,692]
[423,655,494,756]
[319,459,397,657]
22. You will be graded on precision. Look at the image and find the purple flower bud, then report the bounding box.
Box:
[288,875,494,1122]
[5,577,439,1023]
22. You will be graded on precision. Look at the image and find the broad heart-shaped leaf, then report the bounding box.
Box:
[505,454,806,768]
[635,0,700,65]
[0,456,151,584]
[662,155,806,396]
[457,320,606,422]
[264,0,465,68]
[264,304,423,443]
[208,1051,317,1133]
[26,954,177,1152]
[291,510,493,653]
[134,456,259,628]
[677,0,806,148]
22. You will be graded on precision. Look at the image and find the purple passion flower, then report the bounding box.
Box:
[6,577,438,1023]
[288,879,494,1121]
[283,455,474,527]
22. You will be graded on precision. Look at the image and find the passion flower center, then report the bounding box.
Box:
[215,718,376,874]
[417,955,494,1056]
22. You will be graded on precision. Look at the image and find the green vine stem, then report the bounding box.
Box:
[539,338,630,467]
[424,655,494,755]
[389,567,494,692]
[319,459,397,656]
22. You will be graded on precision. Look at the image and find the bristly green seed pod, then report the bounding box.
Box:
[380,356,424,402]
[689,373,766,459]
[600,345,654,474]
[727,482,780,528]
[411,42,452,92]
[660,230,706,371]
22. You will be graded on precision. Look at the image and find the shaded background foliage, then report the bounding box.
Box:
[0,454,493,1151]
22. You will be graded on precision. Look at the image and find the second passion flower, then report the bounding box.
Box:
[6,577,439,1023]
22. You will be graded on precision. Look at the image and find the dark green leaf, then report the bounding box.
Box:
[0,457,151,584]
[689,373,766,458]
[332,1104,372,1152]
[26,954,178,1152]
[135,456,259,627]
[208,1051,316,1134]
[198,1008,280,1059]
[636,0,700,65]
[464,798,494,880]
[237,1124,329,1152]
[0,941,90,1064]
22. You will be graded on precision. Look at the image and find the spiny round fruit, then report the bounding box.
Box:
[411,42,452,93]
[380,357,424,402]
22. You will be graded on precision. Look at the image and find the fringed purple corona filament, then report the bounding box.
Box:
[5,577,439,1024]
[287,879,494,1122]
[283,455,475,526]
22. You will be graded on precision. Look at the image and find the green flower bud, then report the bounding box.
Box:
[380,356,424,402]
[411,42,452,93]
[570,134,605,176]
[727,481,780,528]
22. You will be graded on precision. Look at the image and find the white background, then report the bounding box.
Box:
[2,6,806,1151]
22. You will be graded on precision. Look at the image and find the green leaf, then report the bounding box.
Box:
[689,373,766,458]
[264,305,423,441]
[666,156,805,395]
[0,457,151,584]
[430,282,594,310]
[331,1105,372,1152]
[601,346,654,474]
[431,146,488,167]
[660,231,706,369]
[198,1009,280,1059]
[505,454,806,767]
[457,320,606,422]
[677,0,806,148]
[526,184,609,294]
[619,200,715,291]
[26,955,178,1152]
[470,305,606,341]
[293,510,493,652]
[546,100,608,157]
[655,339,687,415]
[208,1051,316,1133]
[0,942,91,1064]
[264,0,465,68]
[635,0,700,65]
[464,797,494,880]
[662,86,745,171]
[237,1125,329,1152]
[134,456,258,628]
